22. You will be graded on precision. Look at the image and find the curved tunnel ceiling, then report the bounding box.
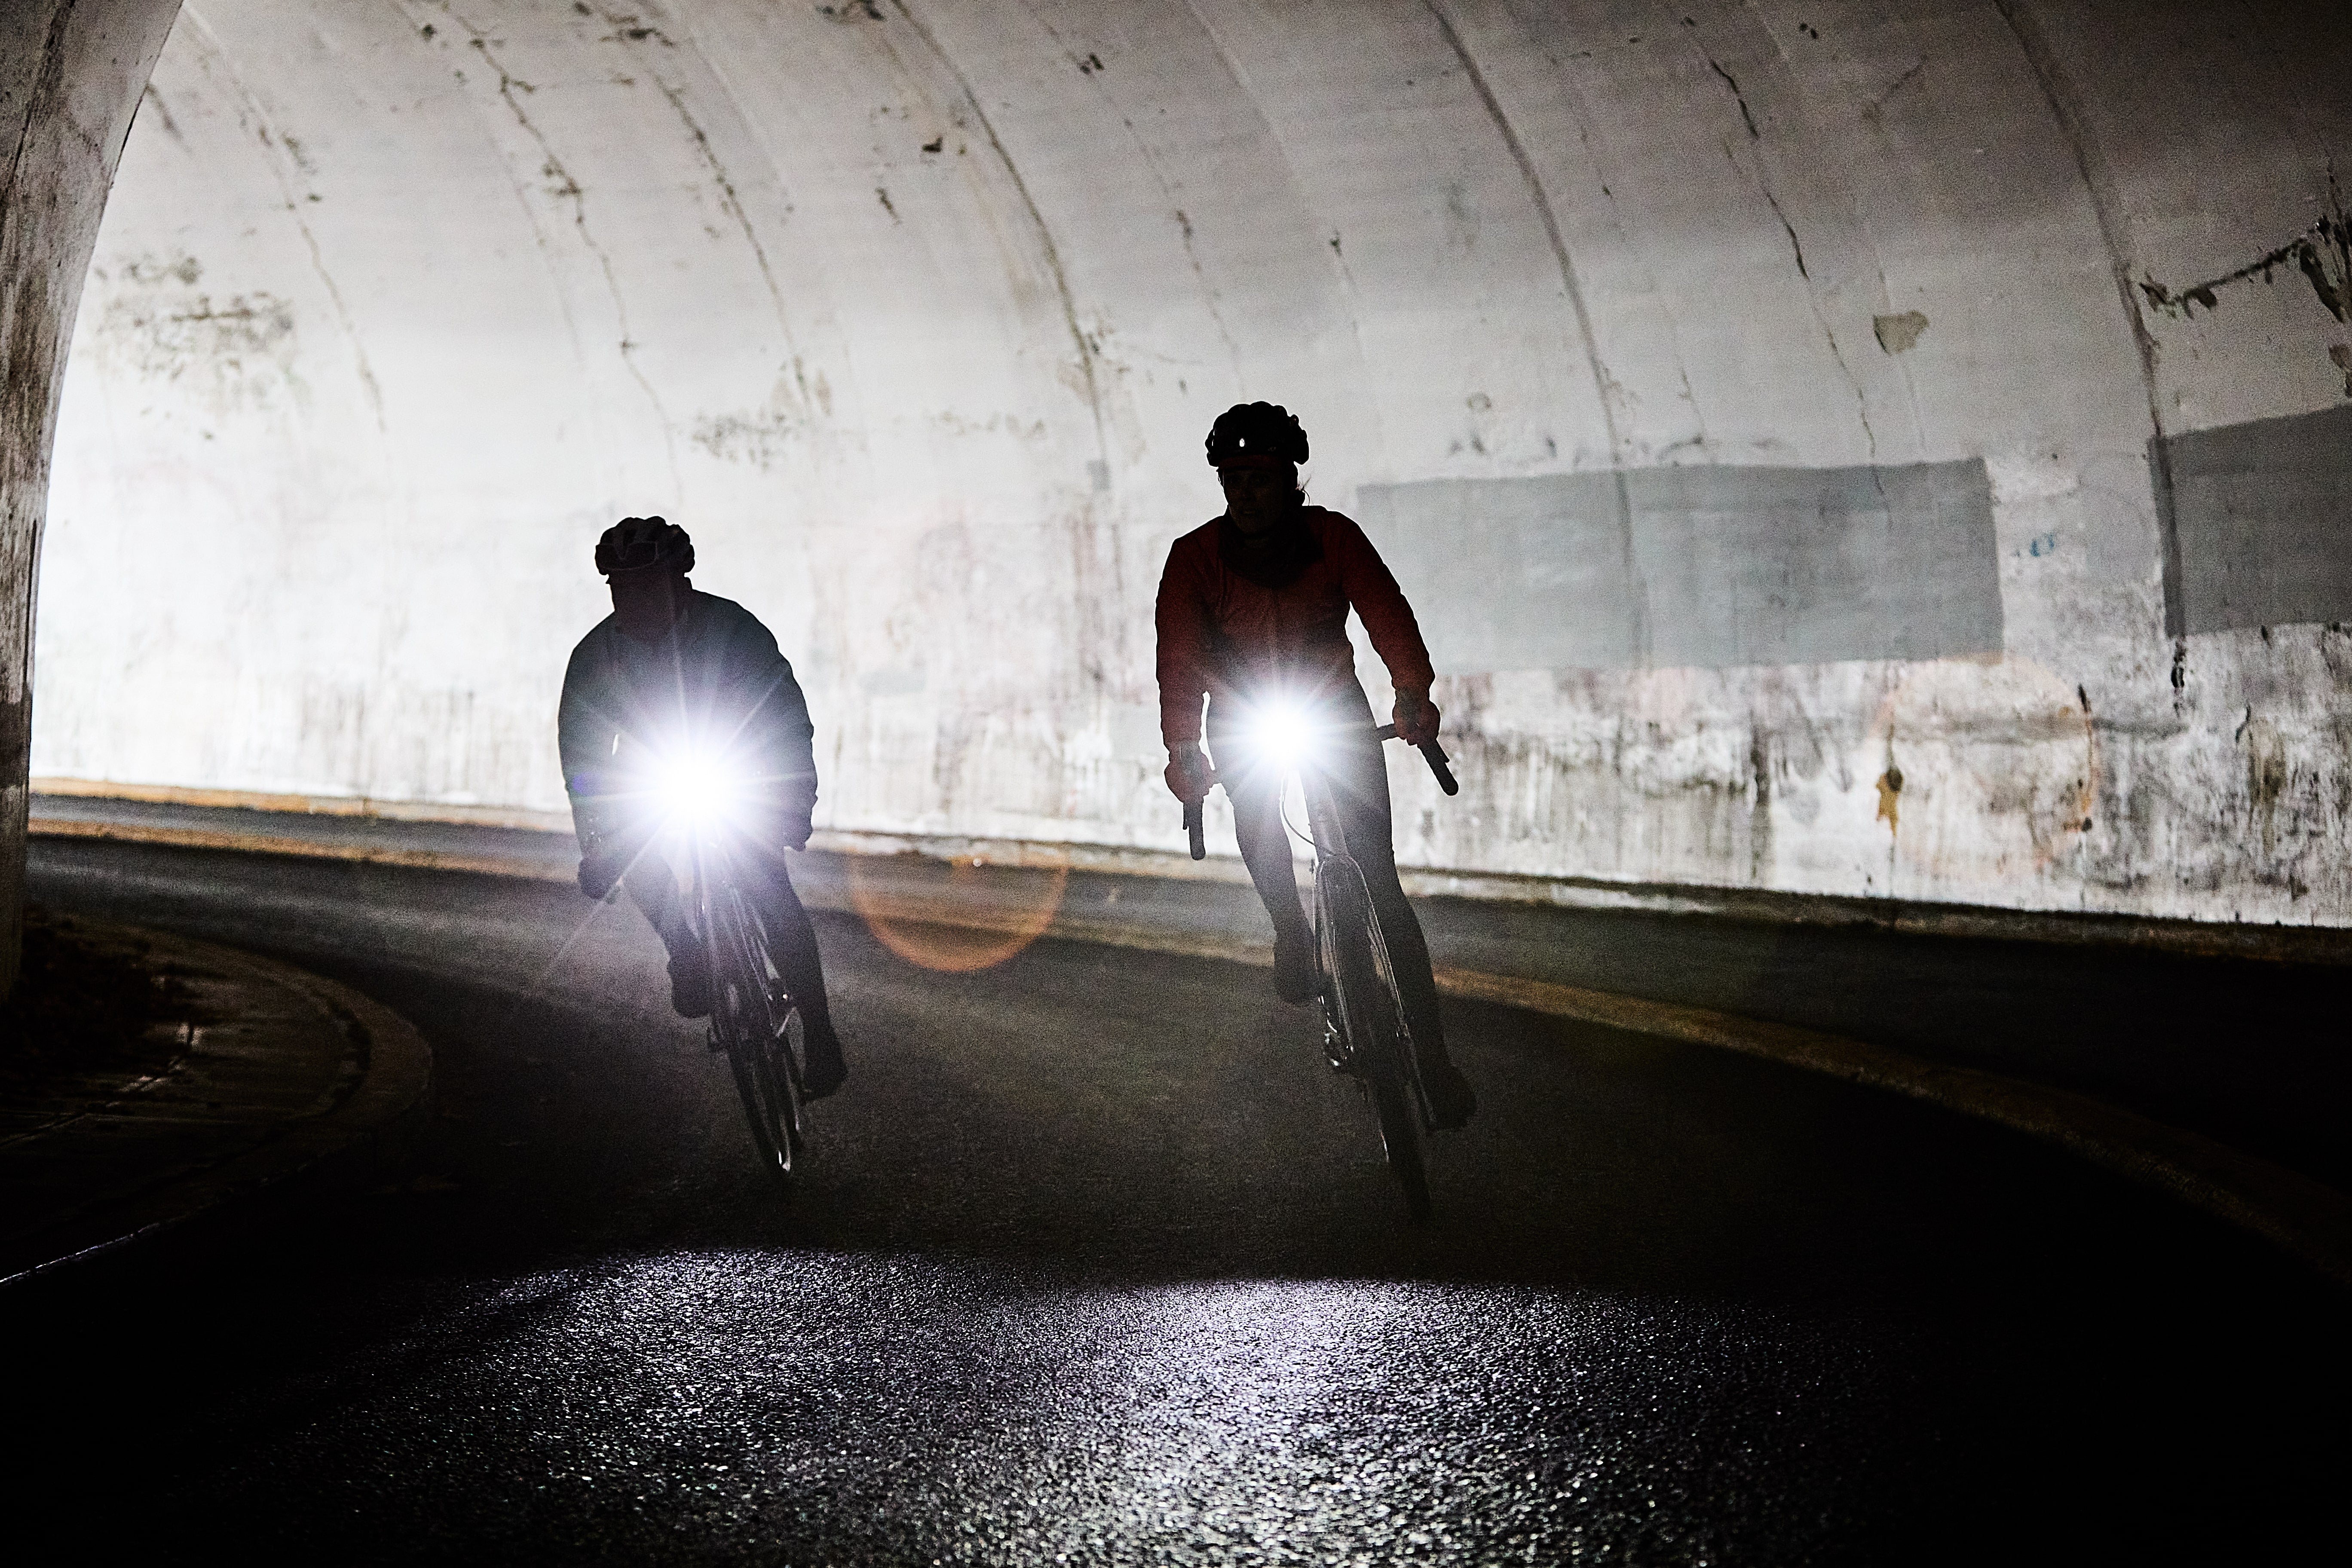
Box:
[29,0,2352,922]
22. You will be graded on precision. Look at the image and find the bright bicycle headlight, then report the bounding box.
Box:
[1242,698,1316,768]
[654,751,744,827]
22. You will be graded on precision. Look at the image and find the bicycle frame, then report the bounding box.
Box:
[572,742,808,1180]
[1184,716,1458,1218]
[680,821,805,1179]
[1293,735,1432,1119]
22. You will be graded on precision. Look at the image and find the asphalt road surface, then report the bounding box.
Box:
[11,839,2345,1563]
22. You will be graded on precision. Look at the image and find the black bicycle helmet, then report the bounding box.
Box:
[594,515,694,576]
[1205,402,1308,467]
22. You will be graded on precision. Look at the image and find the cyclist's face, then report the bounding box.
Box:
[609,567,687,644]
[1219,459,1298,535]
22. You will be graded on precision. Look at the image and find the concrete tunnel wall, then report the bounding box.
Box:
[22,0,2352,926]
[2,0,181,988]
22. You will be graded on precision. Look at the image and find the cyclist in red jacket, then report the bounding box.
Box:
[1155,403,1475,1129]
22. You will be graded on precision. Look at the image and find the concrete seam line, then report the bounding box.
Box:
[33,817,2349,1287]
[0,930,435,1291]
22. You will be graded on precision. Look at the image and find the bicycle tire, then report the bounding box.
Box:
[711,887,801,1180]
[744,897,808,1163]
[1370,1076,1432,1222]
[1316,856,1432,1222]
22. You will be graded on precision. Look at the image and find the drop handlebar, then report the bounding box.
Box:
[1373,724,1461,796]
[1180,724,1458,861]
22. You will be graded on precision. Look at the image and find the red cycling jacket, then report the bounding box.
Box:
[1154,505,1435,747]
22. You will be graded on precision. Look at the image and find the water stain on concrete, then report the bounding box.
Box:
[2139,211,2351,323]
[1874,765,1902,833]
[2242,714,2289,857]
[116,251,201,286]
[113,293,293,362]
[691,410,803,468]
[1873,311,1927,353]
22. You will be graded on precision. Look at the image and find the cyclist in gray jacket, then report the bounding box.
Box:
[558,515,847,1096]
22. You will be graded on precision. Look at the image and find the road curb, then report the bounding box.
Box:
[29,816,2351,1289]
[0,928,434,1290]
[27,814,569,882]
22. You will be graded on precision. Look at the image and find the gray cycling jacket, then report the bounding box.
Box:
[557,589,817,848]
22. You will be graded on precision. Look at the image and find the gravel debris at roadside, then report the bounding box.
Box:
[0,910,210,1100]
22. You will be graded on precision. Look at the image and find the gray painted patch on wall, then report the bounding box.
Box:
[2163,404,2352,635]
[1355,460,2002,671]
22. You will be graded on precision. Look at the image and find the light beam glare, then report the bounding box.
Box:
[1242,697,1315,769]
[654,751,740,828]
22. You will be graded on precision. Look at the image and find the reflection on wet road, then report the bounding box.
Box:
[12,840,2345,1562]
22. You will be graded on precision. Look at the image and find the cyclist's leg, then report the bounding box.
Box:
[1322,723,1475,1124]
[623,845,712,1017]
[747,858,836,1038]
[742,845,848,1092]
[1221,758,1310,938]
[1211,730,1317,1000]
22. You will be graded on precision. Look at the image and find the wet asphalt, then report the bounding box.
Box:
[9,838,2346,1563]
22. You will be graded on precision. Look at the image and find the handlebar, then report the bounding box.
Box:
[1178,723,1460,857]
[1374,724,1461,796]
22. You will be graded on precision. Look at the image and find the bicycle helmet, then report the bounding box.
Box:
[595,515,694,576]
[1205,402,1308,467]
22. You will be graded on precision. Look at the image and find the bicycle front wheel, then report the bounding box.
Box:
[1316,856,1432,1222]
[1369,1076,1431,1222]
[711,889,802,1181]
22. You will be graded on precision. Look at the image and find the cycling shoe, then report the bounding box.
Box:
[669,950,713,1019]
[1272,927,1320,1005]
[800,1027,848,1099]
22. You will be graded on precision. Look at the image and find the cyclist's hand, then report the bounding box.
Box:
[782,816,814,852]
[1164,744,1213,804]
[578,851,619,901]
[1395,689,1441,747]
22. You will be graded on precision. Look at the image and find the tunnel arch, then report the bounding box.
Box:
[8,0,2352,992]
[2,0,181,989]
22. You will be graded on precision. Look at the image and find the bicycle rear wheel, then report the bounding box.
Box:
[711,888,802,1181]
[1316,856,1432,1222]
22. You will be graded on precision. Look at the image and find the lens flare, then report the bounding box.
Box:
[845,848,1071,973]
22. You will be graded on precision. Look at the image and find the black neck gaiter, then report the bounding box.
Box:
[1216,510,1322,590]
